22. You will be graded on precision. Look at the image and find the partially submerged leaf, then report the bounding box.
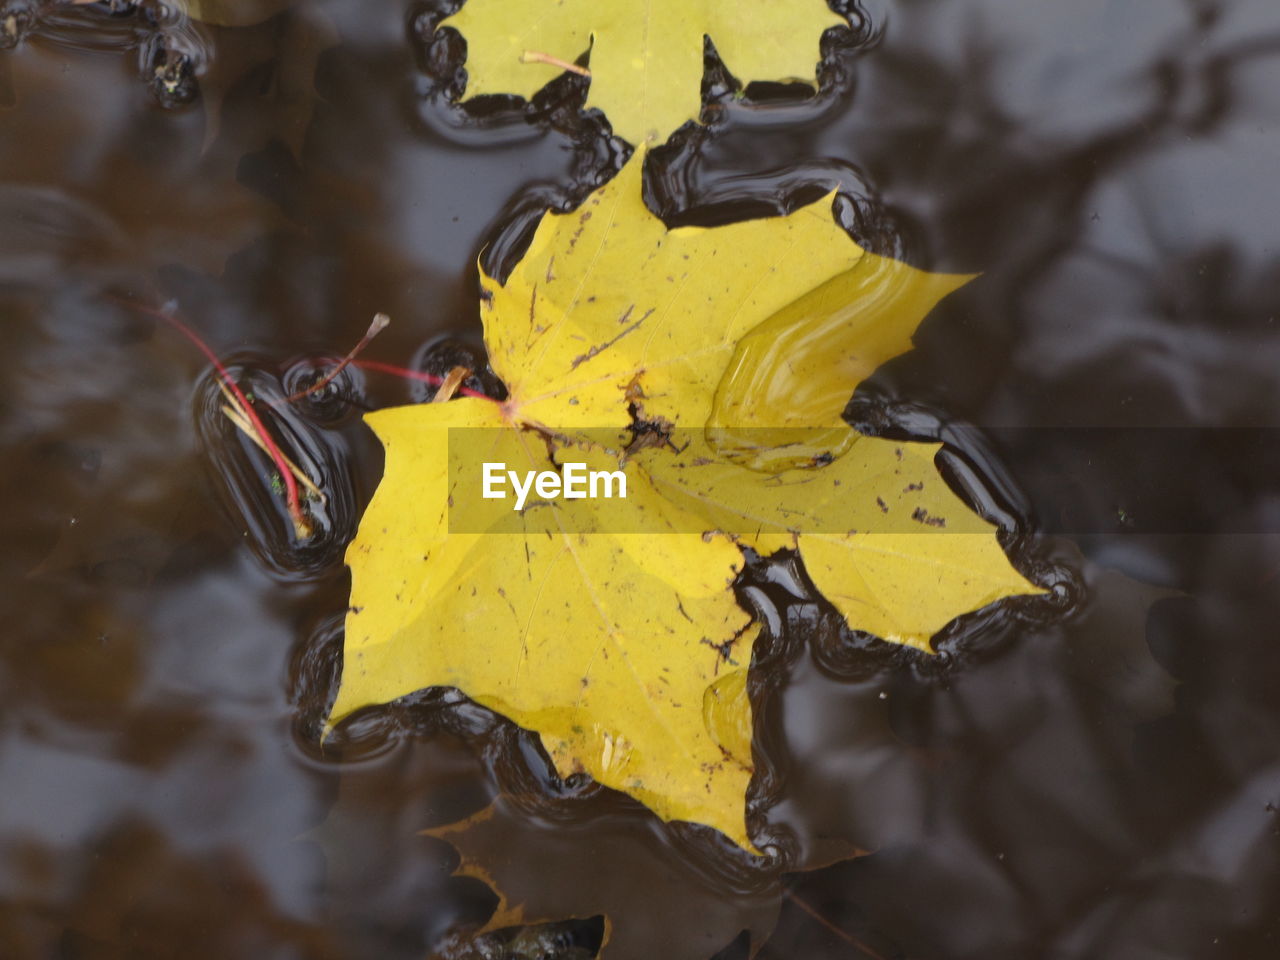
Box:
[332,150,1040,850]
[441,0,846,144]
[345,547,1172,959]
[427,793,783,960]
[433,917,602,960]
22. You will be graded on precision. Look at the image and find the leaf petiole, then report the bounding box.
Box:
[281,312,390,404]
[520,49,591,77]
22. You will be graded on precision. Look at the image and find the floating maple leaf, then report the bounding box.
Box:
[439,0,846,144]
[329,149,1041,850]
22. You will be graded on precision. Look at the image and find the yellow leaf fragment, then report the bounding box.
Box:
[482,150,955,440]
[335,398,759,847]
[333,150,1040,851]
[441,0,846,144]
[640,434,1039,652]
[708,261,975,470]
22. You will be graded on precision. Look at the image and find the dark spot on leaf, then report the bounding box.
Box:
[911,507,946,528]
[701,636,739,666]
[571,307,653,369]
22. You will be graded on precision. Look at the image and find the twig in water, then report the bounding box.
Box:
[353,359,494,400]
[283,312,390,403]
[219,399,326,504]
[433,366,473,403]
[521,50,591,77]
[112,295,313,540]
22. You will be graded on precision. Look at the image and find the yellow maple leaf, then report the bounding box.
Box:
[440,0,846,145]
[339,396,759,844]
[330,150,1040,850]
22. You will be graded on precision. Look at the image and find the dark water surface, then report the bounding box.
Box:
[3,0,1280,957]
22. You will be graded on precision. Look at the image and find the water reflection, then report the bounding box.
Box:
[3,0,1280,957]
